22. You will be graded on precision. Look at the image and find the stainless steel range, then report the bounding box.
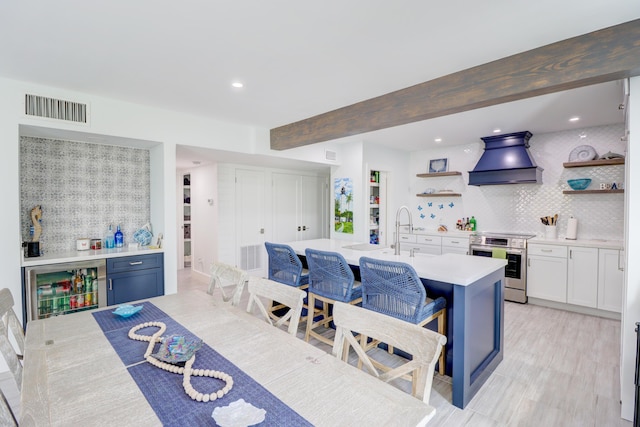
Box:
[469,232,535,303]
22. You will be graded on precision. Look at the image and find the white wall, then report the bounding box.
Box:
[363,143,411,245]
[408,124,625,239]
[621,76,638,421]
[0,76,339,328]
[331,141,365,242]
[190,164,219,276]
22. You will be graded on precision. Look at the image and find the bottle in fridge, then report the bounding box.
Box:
[24,260,106,324]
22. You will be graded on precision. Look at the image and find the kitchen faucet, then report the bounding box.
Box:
[394,205,413,256]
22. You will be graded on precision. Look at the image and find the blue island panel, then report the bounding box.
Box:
[452,268,504,408]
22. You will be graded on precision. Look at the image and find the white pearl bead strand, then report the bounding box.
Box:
[128,322,233,402]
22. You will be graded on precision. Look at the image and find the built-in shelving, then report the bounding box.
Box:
[183,174,191,268]
[562,158,624,195]
[369,171,381,244]
[563,189,624,195]
[416,171,462,178]
[562,158,624,168]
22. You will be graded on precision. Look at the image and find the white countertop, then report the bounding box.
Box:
[288,239,506,286]
[529,237,623,250]
[21,246,164,267]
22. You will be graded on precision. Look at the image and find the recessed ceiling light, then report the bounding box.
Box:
[569,116,580,122]
[231,82,244,88]
[493,128,501,133]
[434,138,442,143]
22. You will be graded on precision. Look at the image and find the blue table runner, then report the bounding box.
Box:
[92,302,312,426]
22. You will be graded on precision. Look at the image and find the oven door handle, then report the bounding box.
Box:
[469,245,525,256]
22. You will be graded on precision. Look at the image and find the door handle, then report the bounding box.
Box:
[260,228,265,234]
[297,226,301,231]
[527,258,530,267]
[129,261,143,266]
[109,278,113,291]
[303,226,307,231]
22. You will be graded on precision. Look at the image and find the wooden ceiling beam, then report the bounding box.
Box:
[270,19,640,150]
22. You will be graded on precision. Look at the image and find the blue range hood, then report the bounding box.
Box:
[468,131,543,186]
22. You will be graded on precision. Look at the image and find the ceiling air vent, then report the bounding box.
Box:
[325,150,337,161]
[25,94,87,123]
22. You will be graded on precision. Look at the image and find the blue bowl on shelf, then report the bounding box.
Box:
[567,178,592,190]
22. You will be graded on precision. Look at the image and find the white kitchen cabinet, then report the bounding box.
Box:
[567,246,598,308]
[409,235,442,255]
[272,173,327,242]
[442,236,469,255]
[398,233,469,256]
[598,249,624,313]
[527,244,568,303]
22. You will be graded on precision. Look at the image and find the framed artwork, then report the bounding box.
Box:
[429,158,448,173]
[334,177,354,234]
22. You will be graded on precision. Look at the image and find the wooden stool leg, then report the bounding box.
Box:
[304,293,315,342]
[437,309,446,376]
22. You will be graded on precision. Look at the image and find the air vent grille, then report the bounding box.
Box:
[25,94,87,123]
[240,244,261,271]
[325,150,337,161]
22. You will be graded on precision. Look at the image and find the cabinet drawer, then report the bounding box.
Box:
[416,235,441,246]
[107,253,163,273]
[528,244,567,258]
[399,234,417,243]
[442,236,468,248]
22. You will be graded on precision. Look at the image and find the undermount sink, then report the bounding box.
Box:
[342,243,386,251]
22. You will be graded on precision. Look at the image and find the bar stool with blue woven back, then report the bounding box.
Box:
[265,242,310,324]
[304,248,362,346]
[359,256,447,375]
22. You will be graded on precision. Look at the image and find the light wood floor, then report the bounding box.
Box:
[179,268,631,427]
[3,270,629,425]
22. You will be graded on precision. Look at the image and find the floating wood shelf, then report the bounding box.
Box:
[563,158,624,168]
[563,189,624,195]
[416,193,461,197]
[416,171,462,178]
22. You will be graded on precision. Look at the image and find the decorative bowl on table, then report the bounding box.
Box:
[152,335,203,364]
[112,304,143,318]
[567,178,592,190]
[212,399,266,427]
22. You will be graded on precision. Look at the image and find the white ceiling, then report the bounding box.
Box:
[2,1,637,165]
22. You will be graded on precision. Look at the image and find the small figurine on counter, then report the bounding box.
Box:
[31,205,42,242]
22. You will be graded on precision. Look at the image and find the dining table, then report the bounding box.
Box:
[20,289,436,426]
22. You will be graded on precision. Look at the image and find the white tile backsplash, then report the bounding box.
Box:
[20,137,150,254]
[410,124,625,240]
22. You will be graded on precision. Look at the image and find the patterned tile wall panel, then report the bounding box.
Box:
[410,124,626,240]
[20,137,151,254]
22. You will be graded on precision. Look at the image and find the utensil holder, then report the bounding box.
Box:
[544,225,557,240]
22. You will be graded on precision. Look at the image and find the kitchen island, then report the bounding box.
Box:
[286,238,507,409]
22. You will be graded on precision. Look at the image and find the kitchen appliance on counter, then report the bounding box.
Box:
[469,232,535,303]
[23,259,106,324]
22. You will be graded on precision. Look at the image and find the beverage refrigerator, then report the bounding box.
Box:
[24,259,106,323]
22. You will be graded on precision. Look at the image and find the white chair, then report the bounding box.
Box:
[207,262,249,307]
[246,278,306,336]
[0,388,17,427]
[331,301,447,403]
[0,288,24,392]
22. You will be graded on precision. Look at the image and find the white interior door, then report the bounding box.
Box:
[272,173,299,242]
[235,169,266,273]
[301,175,322,240]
